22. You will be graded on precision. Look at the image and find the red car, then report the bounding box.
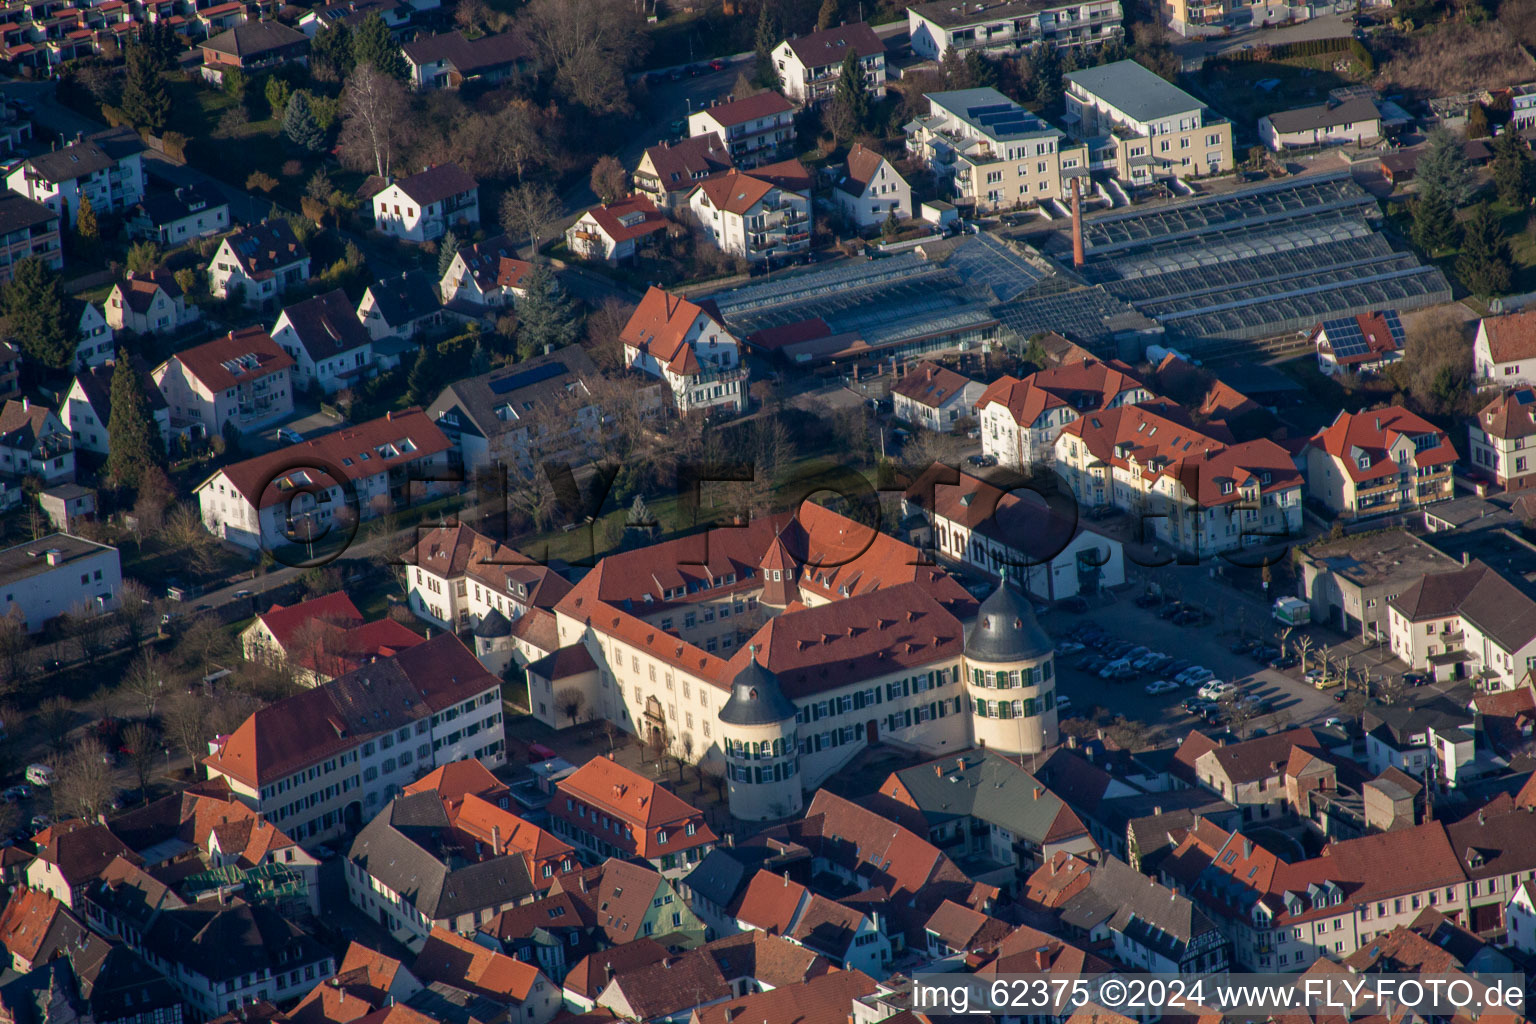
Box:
[529,742,558,761]
[708,58,727,71]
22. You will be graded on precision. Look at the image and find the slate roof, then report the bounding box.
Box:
[142,894,331,984]
[882,749,1089,848]
[1056,856,1219,962]
[427,344,597,443]
[1388,560,1536,652]
[1264,97,1381,134]
[277,288,373,362]
[362,270,440,329]
[202,19,306,57]
[18,127,143,184]
[221,218,309,279]
[389,164,478,207]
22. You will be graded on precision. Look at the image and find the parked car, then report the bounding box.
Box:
[1304,669,1325,685]
[1099,658,1134,679]
[24,765,52,787]
[276,427,304,444]
[1184,697,1214,715]
[1145,680,1180,695]
[1250,645,1280,662]
[1076,655,1107,674]
[1056,695,1073,713]
[1057,641,1084,656]
[967,454,997,467]
[2,785,29,802]
[1230,638,1259,654]
[1199,680,1234,700]
[1268,654,1299,670]
[1404,672,1431,687]
[708,58,727,70]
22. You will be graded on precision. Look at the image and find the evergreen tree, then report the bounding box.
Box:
[142,22,178,70]
[1027,44,1062,109]
[515,262,578,360]
[407,345,435,405]
[0,258,73,372]
[311,23,355,81]
[282,89,327,152]
[1417,126,1475,207]
[120,43,170,133]
[1467,103,1491,139]
[105,352,162,489]
[754,5,782,89]
[964,51,998,89]
[469,338,491,376]
[832,48,870,134]
[940,48,969,88]
[1412,188,1461,253]
[352,13,407,80]
[75,193,98,243]
[437,231,461,278]
[1493,129,1533,207]
[1458,203,1513,295]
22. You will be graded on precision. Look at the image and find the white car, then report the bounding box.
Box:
[1199,680,1234,700]
[1176,667,1213,686]
[1058,641,1085,656]
[1145,680,1180,695]
[24,764,52,788]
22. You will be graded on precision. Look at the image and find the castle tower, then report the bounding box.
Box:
[757,531,800,612]
[472,607,513,677]
[718,644,802,822]
[964,572,1058,756]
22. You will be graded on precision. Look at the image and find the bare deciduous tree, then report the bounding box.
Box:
[526,0,647,114]
[589,155,629,205]
[555,686,587,727]
[499,182,562,254]
[117,579,157,653]
[121,721,161,797]
[38,696,73,753]
[52,737,117,822]
[338,63,409,178]
[161,690,209,770]
[123,650,170,718]
[0,609,31,692]
[70,603,113,667]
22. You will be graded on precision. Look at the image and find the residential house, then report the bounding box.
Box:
[194,407,451,551]
[687,93,796,168]
[1470,387,1536,490]
[1063,61,1234,184]
[401,29,531,89]
[731,871,890,975]
[126,183,230,245]
[686,162,812,264]
[203,631,506,844]
[152,327,295,439]
[550,758,716,878]
[439,235,531,314]
[1311,310,1405,378]
[771,22,885,105]
[26,821,137,910]
[901,465,1123,603]
[0,888,86,974]
[632,134,733,212]
[0,189,62,281]
[1476,309,1536,386]
[200,19,308,75]
[1363,704,1477,786]
[976,358,1151,467]
[400,522,571,636]
[547,859,707,948]
[906,88,1087,213]
[240,590,425,685]
[1294,528,1459,640]
[272,288,377,394]
[907,0,1122,59]
[0,533,121,631]
[346,786,571,949]
[411,929,560,1024]
[425,344,601,474]
[104,270,196,336]
[1304,407,1457,518]
[1055,402,1303,556]
[565,195,668,264]
[1191,728,1322,824]
[71,300,113,370]
[1506,880,1536,953]
[38,484,96,534]
[62,360,169,456]
[370,164,479,243]
[356,270,443,342]
[694,972,877,1024]
[4,127,145,227]
[620,287,748,416]
[832,143,910,229]
[889,362,983,431]
[1259,96,1383,150]
[1386,560,1536,690]
[0,399,73,485]
[877,749,1096,887]
[209,219,312,307]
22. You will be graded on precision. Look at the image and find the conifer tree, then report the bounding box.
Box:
[106,353,163,489]
[1,258,72,372]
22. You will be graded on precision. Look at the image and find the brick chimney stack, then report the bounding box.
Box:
[1071,177,1085,269]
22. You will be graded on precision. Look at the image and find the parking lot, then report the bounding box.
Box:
[1045,594,1349,745]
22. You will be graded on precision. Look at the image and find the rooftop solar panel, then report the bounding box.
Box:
[489,361,568,395]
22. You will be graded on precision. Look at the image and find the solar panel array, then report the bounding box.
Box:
[1064,172,1451,345]
[489,361,568,395]
[1321,309,1404,359]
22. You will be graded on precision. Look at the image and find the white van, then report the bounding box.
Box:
[25,764,53,787]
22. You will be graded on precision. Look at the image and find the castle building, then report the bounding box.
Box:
[505,504,1059,822]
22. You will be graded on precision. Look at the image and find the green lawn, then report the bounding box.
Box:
[1193,58,1367,144]
[164,75,321,209]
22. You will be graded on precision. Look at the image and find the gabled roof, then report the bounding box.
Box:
[401,29,531,74]
[1387,560,1536,652]
[219,218,308,278]
[577,195,668,245]
[976,359,1147,428]
[134,183,225,227]
[692,168,789,216]
[640,133,733,194]
[427,345,597,441]
[413,928,543,1003]
[252,591,425,678]
[782,21,883,66]
[1481,309,1536,364]
[1265,96,1381,135]
[693,91,794,128]
[1309,405,1457,483]
[1478,387,1536,442]
[555,758,713,849]
[835,142,899,198]
[619,286,725,376]
[207,407,451,510]
[33,820,138,886]
[168,326,293,392]
[141,894,331,984]
[0,400,61,452]
[276,288,373,362]
[1201,728,1321,785]
[881,749,1090,850]
[692,970,877,1024]
[403,523,571,610]
[362,270,440,328]
[0,189,57,235]
[387,164,477,207]
[0,887,85,965]
[548,860,671,945]
[112,269,183,315]
[889,361,975,409]
[18,127,142,184]
[448,234,532,294]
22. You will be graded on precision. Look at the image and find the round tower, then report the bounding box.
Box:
[964,573,1058,756]
[472,607,513,677]
[718,644,802,822]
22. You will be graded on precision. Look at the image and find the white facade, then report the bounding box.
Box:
[907,0,1123,59]
[929,515,1125,602]
[270,318,375,395]
[73,303,113,371]
[1507,883,1536,954]
[687,180,811,264]
[1388,590,1536,691]
[1474,316,1536,387]
[771,31,887,105]
[0,533,121,631]
[208,236,311,307]
[832,152,911,229]
[373,181,480,244]
[891,377,984,431]
[63,374,170,456]
[5,137,145,227]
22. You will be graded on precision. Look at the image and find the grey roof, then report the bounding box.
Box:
[0,189,57,235]
[682,846,779,911]
[1065,61,1206,124]
[719,653,797,726]
[141,895,330,985]
[964,576,1052,662]
[426,344,597,442]
[1059,856,1220,961]
[0,533,115,587]
[364,269,441,328]
[202,19,307,57]
[885,749,1080,845]
[1363,702,1475,750]
[1388,560,1536,652]
[407,982,509,1024]
[135,182,227,227]
[1263,96,1381,135]
[926,88,1064,142]
[348,791,538,921]
[277,288,372,362]
[474,606,512,638]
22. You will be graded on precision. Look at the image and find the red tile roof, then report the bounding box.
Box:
[693,970,877,1024]
[1308,406,1457,484]
[553,758,714,859]
[640,133,733,194]
[890,361,975,409]
[619,286,723,376]
[413,927,544,1003]
[578,195,668,245]
[1481,310,1536,363]
[693,90,794,128]
[976,359,1147,428]
[1478,388,1536,442]
[1311,312,1403,365]
[210,408,450,510]
[169,326,294,392]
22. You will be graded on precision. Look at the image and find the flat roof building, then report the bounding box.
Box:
[0,532,121,631]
